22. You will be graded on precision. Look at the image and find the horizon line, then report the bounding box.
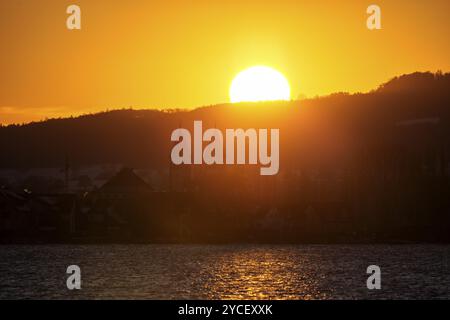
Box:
[1,70,448,127]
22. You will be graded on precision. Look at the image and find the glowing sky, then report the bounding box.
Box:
[0,0,449,124]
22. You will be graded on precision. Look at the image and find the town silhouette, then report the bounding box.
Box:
[1,71,450,243]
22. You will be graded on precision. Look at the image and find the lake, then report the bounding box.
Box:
[0,245,449,299]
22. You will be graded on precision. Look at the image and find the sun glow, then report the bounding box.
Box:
[230,66,291,103]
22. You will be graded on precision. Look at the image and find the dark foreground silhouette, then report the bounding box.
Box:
[1,71,450,243]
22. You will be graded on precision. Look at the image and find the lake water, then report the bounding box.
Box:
[0,245,449,299]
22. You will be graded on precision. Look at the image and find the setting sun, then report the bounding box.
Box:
[230,66,291,103]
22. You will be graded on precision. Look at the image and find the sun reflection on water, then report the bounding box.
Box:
[198,247,327,300]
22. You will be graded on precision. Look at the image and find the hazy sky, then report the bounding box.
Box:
[0,0,449,124]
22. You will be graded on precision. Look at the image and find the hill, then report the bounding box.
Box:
[0,71,449,170]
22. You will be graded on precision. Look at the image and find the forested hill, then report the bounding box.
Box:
[0,71,449,169]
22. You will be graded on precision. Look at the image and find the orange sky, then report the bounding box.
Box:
[0,0,449,125]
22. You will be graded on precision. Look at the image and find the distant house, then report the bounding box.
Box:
[0,187,74,239]
[0,188,28,233]
[97,167,153,197]
[302,201,353,240]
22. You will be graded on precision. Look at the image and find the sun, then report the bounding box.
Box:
[230,66,291,103]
